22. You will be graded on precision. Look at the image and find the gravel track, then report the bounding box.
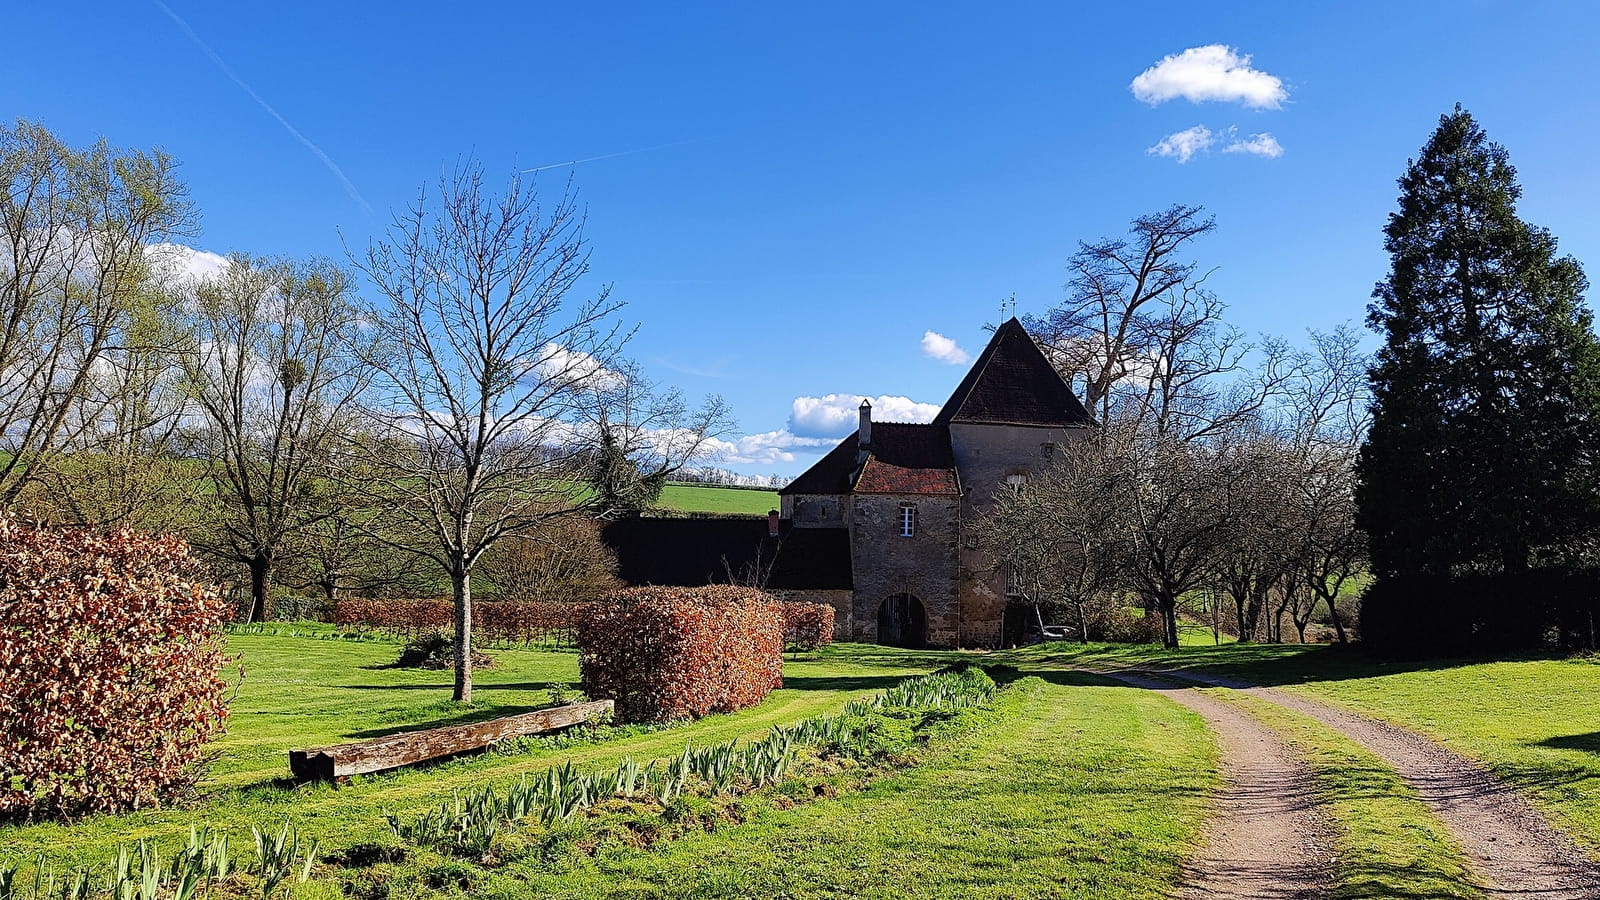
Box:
[1104,671,1336,899]
[1157,667,1600,899]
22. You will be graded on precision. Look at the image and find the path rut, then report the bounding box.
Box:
[1155,667,1600,899]
[1104,671,1336,899]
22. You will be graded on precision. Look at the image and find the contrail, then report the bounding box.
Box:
[150,0,373,215]
[521,139,699,173]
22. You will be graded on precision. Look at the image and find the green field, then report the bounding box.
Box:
[8,635,1600,898]
[655,482,779,515]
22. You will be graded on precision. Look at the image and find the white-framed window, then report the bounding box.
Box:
[899,504,916,538]
[1004,473,1027,495]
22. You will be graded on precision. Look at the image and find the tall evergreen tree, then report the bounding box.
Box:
[1358,106,1600,579]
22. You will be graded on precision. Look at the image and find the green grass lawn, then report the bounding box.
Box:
[0,637,942,869]
[1009,640,1600,853]
[654,483,779,516]
[368,671,1217,900]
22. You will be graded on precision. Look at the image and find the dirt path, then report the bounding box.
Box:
[1157,667,1600,899]
[1103,671,1336,899]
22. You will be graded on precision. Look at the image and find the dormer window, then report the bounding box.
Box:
[899,504,917,538]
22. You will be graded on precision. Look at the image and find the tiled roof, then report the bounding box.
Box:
[854,457,959,494]
[933,318,1094,428]
[851,423,959,495]
[779,423,959,497]
[601,517,852,590]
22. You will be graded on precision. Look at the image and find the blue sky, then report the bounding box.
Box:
[7,2,1599,477]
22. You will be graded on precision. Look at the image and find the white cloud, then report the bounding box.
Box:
[789,393,941,438]
[920,330,971,365]
[1222,131,1284,158]
[535,343,625,391]
[1130,45,1287,110]
[145,242,230,283]
[1147,125,1214,163]
[700,429,835,466]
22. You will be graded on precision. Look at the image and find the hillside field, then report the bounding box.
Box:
[655,482,780,515]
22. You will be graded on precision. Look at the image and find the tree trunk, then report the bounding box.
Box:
[1159,594,1180,649]
[248,552,274,623]
[1033,601,1047,642]
[1324,593,1348,644]
[452,565,474,703]
[1077,600,1090,645]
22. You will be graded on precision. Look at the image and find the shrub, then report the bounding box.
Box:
[576,586,784,723]
[393,631,494,670]
[0,516,233,818]
[781,602,835,651]
[1360,569,1600,656]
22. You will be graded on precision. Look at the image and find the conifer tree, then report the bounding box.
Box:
[1358,106,1600,579]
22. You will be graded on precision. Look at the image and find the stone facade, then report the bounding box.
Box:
[778,318,1095,649]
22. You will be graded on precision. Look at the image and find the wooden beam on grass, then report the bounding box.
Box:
[289,699,613,782]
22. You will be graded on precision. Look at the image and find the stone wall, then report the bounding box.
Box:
[771,589,854,642]
[784,493,849,528]
[848,492,961,647]
[949,422,1092,647]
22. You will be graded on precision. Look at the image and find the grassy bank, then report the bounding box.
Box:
[0,638,941,868]
[454,670,1215,899]
[1008,641,1600,851]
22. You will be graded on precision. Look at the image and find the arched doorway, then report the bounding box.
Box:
[877,594,927,649]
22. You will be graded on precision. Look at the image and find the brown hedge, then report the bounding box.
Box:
[781,602,836,651]
[0,517,233,818]
[333,598,580,646]
[575,586,784,723]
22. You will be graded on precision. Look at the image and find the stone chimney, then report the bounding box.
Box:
[857,399,872,464]
[768,509,780,538]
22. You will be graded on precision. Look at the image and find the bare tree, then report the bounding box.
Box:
[0,121,192,505]
[1025,205,1218,425]
[350,163,727,702]
[973,435,1133,643]
[1283,327,1370,643]
[477,511,620,603]
[180,255,372,622]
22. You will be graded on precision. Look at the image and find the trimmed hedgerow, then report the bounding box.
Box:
[333,598,581,646]
[782,602,835,651]
[0,517,233,819]
[576,586,784,723]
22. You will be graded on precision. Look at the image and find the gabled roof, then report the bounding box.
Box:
[933,317,1094,428]
[779,423,958,497]
[779,433,860,496]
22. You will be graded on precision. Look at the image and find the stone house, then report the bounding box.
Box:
[601,318,1093,648]
[779,318,1093,647]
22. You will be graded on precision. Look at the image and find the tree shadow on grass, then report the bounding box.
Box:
[340,680,562,692]
[780,674,923,692]
[1009,641,1573,689]
[1534,732,1600,754]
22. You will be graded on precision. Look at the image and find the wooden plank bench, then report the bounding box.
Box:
[289,699,613,782]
